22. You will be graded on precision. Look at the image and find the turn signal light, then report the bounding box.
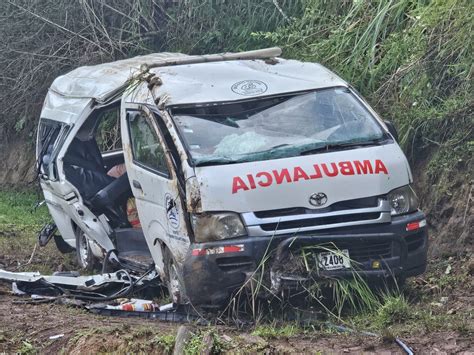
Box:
[406,219,427,232]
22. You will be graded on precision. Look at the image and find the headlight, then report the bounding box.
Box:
[387,185,419,216]
[191,212,246,242]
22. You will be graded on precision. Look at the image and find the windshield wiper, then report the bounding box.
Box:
[299,139,384,156]
[195,158,241,167]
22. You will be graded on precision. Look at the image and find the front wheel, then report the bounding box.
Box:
[75,228,99,272]
[163,248,188,304]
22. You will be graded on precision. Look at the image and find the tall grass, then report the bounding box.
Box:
[255,0,473,165]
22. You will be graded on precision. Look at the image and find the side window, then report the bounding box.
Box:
[95,106,122,152]
[37,119,68,180]
[128,111,169,176]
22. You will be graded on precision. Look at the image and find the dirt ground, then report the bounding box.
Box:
[0,281,471,354]
[0,194,472,354]
[0,260,473,354]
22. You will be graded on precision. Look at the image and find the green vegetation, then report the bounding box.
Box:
[0,190,49,230]
[0,2,472,352]
[151,334,176,353]
[254,0,473,188]
[183,329,224,355]
[0,190,73,274]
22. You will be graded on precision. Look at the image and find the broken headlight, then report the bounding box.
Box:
[191,212,246,243]
[387,185,419,216]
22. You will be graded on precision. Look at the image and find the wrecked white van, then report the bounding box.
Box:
[36,48,428,306]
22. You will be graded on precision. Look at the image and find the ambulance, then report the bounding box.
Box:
[36,48,428,305]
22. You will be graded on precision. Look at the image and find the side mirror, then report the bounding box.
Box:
[384,120,399,142]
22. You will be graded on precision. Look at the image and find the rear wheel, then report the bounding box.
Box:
[75,228,99,271]
[163,248,187,304]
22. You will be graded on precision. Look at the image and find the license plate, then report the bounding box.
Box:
[317,249,351,271]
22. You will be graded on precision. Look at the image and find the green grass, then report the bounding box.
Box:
[0,189,74,274]
[0,190,50,230]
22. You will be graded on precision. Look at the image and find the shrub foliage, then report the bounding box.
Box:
[0,0,471,176]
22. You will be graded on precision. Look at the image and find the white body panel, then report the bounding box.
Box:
[121,105,190,274]
[195,143,409,213]
[39,100,115,254]
[35,48,416,281]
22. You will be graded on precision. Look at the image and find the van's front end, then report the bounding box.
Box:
[167,85,427,306]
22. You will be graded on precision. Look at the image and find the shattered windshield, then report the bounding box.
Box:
[171,88,388,166]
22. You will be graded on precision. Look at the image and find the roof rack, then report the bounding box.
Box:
[142,47,282,71]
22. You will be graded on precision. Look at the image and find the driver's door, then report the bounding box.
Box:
[122,109,189,273]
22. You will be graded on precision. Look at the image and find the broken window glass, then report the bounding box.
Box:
[171,88,388,166]
[37,119,68,179]
[128,111,169,175]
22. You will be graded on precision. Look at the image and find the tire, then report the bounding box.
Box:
[53,235,75,254]
[163,247,188,304]
[75,228,99,272]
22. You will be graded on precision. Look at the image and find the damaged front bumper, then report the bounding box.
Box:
[182,211,428,306]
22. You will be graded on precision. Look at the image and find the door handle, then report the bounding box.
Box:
[132,180,142,190]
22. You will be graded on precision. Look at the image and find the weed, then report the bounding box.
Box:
[151,334,176,353]
[184,332,204,355]
[0,190,50,230]
[375,294,411,327]
[17,340,35,355]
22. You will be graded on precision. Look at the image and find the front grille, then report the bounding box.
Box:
[334,240,392,262]
[254,196,380,219]
[260,212,381,232]
[243,198,391,237]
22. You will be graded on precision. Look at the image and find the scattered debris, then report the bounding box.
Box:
[326,322,414,355]
[49,334,64,340]
[0,268,158,301]
[445,264,452,274]
[104,298,160,312]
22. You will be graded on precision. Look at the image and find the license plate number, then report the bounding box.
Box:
[317,249,351,271]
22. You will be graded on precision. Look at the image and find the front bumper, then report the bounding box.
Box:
[182,211,428,305]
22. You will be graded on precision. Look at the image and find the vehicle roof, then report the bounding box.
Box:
[49,52,189,101]
[41,49,347,123]
[141,59,347,107]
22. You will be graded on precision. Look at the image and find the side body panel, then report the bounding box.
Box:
[121,104,190,274]
[38,100,116,253]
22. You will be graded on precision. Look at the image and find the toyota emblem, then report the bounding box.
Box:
[309,192,328,207]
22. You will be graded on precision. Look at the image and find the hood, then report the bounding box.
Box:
[194,143,410,213]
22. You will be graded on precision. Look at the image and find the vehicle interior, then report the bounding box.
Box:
[63,104,130,226]
[60,103,153,271]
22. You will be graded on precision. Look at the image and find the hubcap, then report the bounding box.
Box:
[78,232,89,267]
[168,263,181,304]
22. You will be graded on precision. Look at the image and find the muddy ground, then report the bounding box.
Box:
[0,283,471,354]
[0,230,473,354]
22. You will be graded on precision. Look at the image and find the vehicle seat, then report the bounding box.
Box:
[64,138,113,200]
[88,173,132,227]
[64,138,131,227]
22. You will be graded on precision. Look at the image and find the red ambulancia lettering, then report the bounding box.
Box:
[231,159,389,194]
[374,159,388,174]
[310,164,323,179]
[338,161,355,175]
[256,171,272,187]
[247,174,256,189]
[293,166,310,181]
[321,162,338,177]
[232,176,249,194]
[273,168,291,184]
[354,160,373,174]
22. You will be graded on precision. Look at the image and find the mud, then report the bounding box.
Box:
[1,280,472,354]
